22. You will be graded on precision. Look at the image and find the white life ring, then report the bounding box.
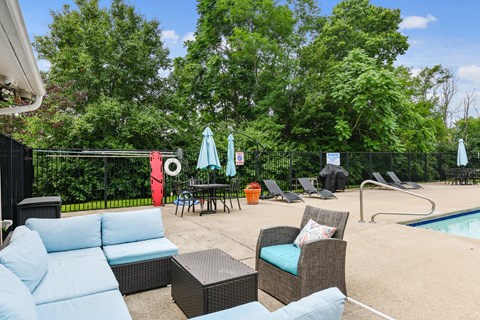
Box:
[164,158,182,176]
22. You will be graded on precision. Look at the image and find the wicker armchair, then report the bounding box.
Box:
[255,206,349,304]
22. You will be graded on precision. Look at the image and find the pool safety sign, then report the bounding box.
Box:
[236,152,244,165]
[326,153,340,165]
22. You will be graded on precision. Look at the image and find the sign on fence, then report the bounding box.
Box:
[235,152,244,165]
[326,153,340,165]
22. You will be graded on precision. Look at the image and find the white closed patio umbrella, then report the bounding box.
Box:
[457,139,468,167]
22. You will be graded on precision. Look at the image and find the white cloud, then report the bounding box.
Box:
[182,32,195,43]
[399,14,437,30]
[161,30,180,45]
[458,65,480,85]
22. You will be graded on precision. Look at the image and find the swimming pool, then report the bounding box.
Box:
[409,209,480,239]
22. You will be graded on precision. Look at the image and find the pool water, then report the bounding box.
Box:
[409,210,480,239]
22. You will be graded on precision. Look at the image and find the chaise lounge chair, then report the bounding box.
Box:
[297,177,337,200]
[386,171,423,189]
[263,179,304,204]
[372,172,408,190]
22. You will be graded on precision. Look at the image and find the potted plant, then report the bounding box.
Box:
[244,182,261,205]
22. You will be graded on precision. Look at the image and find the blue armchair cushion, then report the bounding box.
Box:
[36,290,131,320]
[33,248,118,305]
[26,214,101,252]
[260,244,300,276]
[102,237,178,266]
[0,264,38,320]
[0,227,48,292]
[270,287,345,320]
[190,302,270,320]
[101,208,165,246]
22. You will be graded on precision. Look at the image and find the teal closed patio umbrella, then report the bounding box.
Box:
[226,134,236,177]
[197,127,221,171]
[457,139,468,167]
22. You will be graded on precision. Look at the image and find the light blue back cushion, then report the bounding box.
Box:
[260,244,300,275]
[0,264,38,320]
[26,214,101,253]
[102,208,164,246]
[10,226,30,242]
[0,228,48,292]
[270,287,345,320]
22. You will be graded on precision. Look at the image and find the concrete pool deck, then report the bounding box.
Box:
[67,182,480,319]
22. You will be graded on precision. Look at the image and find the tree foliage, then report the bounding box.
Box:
[173,0,297,127]
[3,0,466,156]
[34,0,170,103]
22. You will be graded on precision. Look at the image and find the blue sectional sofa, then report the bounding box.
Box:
[191,287,346,320]
[0,208,177,320]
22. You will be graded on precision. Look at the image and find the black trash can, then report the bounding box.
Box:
[16,196,62,226]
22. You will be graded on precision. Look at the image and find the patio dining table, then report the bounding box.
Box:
[190,184,231,215]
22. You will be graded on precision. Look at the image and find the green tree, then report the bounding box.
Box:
[453,118,480,157]
[34,0,170,104]
[288,0,410,150]
[328,49,410,151]
[173,0,296,126]
[314,0,409,65]
[395,65,454,151]
[67,96,175,149]
[15,0,177,150]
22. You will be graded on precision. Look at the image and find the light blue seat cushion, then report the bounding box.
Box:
[33,247,118,305]
[270,287,346,320]
[102,208,165,246]
[0,264,38,320]
[26,214,101,252]
[191,302,271,320]
[36,290,131,320]
[260,244,300,276]
[103,237,178,266]
[0,227,48,292]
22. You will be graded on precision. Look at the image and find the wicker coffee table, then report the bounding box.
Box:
[171,248,258,318]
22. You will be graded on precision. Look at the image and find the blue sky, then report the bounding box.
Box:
[18,0,480,114]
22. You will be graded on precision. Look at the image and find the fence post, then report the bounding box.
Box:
[289,151,293,190]
[254,150,258,182]
[439,153,443,181]
[345,153,349,188]
[369,152,372,178]
[103,158,108,209]
[408,153,411,181]
[319,152,323,174]
[424,153,428,182]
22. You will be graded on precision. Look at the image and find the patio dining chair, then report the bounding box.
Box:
[297,177,337,200]
[172,179,205,217]
[263,179,304,204]
[225,178,242,210]
[174,192,199,217]
[255,206,349,304]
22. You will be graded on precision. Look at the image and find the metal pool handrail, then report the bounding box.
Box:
[359,180,436,223]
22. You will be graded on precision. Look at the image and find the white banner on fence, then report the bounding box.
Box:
[326,153,340,165]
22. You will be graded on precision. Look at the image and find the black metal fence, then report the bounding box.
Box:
[30,148,468,212]
[0,134,33,225]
